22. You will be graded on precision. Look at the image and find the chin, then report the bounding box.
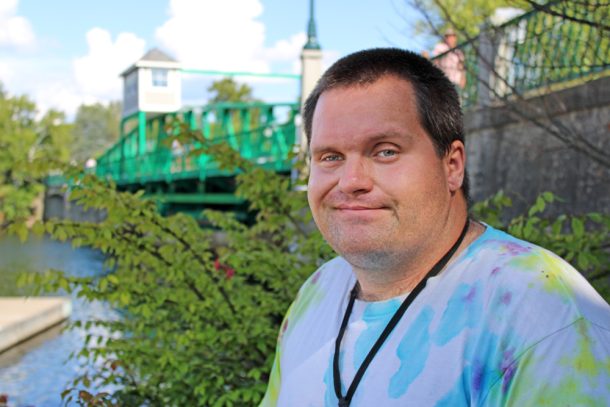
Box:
[335,244,396,271]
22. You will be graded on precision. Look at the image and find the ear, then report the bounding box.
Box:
[444,140,466,193]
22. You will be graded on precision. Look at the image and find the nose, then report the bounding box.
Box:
[337,157,373,195]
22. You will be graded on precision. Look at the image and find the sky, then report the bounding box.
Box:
[0,0,435,120]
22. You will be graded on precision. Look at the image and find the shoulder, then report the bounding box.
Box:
[434,226,610,404]
[275,257,356,376]
[458,225,610,329]
[480,314,610,406]
[294,256,354,304]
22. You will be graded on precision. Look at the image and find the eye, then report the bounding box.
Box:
[320,153,343,162]
[376,149,398,158]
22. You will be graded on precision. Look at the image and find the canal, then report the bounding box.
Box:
[0,236,113,407]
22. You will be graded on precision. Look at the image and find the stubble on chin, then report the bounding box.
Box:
[324,222,401,272]
[341,249,400,273]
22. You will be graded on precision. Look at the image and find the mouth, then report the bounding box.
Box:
[333,204,390,212]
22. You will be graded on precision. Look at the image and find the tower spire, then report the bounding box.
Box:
[304,0,321,50]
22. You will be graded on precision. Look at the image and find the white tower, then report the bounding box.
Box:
[299,0,323,155]
[300,0,323,110]
[120,48,182,118]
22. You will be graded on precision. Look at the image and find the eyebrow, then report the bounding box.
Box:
[365,131,410,144]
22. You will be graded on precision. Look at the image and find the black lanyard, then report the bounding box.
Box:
[333,219,470,407]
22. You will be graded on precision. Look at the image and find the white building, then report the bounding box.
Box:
[120,48,182,118]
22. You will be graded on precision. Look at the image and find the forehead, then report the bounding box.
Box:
[310,76,423,146]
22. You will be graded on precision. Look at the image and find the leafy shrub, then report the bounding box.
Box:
[21,126,334,406]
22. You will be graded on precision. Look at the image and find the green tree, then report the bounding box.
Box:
[207,77,255,103]
[206,77,263,139]
[411,0,525,37]
[37,109,74,163]
[0,84,72,233]
[71,101,121,163]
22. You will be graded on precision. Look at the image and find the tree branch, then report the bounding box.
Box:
[148,217,238,314]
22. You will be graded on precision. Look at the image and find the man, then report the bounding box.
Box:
[261,48,610,406]
[432,28,466,89]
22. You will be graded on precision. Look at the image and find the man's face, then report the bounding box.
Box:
[307,75,463,271]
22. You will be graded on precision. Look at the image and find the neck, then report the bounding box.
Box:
[354,218,485,302]
[355,272,423,301]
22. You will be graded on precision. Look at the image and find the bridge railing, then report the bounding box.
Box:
[432,3,609,108]
[95,102,299,185]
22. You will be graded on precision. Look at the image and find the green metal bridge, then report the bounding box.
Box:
[93,101,299,218]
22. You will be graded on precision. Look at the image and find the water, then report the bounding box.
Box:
[0,236,112,407]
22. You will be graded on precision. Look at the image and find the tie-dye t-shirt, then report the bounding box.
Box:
[261,226,610,406]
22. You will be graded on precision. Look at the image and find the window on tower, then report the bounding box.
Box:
[152,68,168,87]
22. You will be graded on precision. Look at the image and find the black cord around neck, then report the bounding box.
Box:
[333,219,470,406]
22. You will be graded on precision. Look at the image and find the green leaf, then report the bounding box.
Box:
[60,388,72,400]
[528,196,545,216]
[551,216,566,235]
[577,252,590,270]
[542,191,555,202]
[31,220,45,237]
[571,217,585,237]
[15,222,28,242]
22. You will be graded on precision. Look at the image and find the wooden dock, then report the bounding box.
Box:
[0,297,71,353]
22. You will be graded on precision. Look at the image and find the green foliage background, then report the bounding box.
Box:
[207,78,256,104]
[0,84,72,233]
[71,101,122,164]
[412,0,526,37]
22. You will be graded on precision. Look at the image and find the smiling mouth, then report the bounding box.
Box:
[337,207,381,210]
[334,205,389,211]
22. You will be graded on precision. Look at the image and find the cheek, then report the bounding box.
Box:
[307,173,323,212]
[306,188,316,212]
[379,160,446,201]
[307,182,326,230]
[307,167,333,202]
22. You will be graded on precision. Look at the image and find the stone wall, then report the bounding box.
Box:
[43,187,106,223]
[465,76,610,216]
